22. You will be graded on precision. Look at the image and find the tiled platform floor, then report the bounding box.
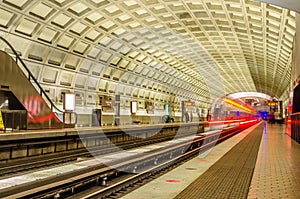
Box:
[248,123,300,199]
[174,123,263,199]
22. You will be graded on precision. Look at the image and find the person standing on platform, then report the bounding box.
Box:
[185,111,189,122]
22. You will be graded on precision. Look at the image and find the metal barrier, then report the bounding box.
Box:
[63,111,77,125]
[291,113,300,143]
[0,110,27,130]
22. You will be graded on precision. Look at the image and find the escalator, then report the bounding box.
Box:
[0,37,76,129]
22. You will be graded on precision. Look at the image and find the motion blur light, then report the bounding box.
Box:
[223,98,254,113]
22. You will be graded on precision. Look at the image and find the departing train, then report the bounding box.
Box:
[204,97,259,132]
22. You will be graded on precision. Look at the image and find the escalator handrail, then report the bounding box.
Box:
[0,36,63,115]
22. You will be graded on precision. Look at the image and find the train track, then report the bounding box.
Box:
[0,129,196,177]
[78,127,244,199]
[0,120,257,199]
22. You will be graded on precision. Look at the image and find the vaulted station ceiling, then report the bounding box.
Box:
[0,0,296,108]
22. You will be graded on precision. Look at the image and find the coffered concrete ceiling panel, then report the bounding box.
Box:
[0,0,297,104]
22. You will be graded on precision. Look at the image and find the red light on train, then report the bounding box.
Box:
[239,119,258,124]
[207,118,246,125]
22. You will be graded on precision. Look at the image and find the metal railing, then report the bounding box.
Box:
[0,36,76,125]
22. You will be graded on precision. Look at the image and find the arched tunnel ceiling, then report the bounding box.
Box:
[0,0,297,104]
[256,0,300,13]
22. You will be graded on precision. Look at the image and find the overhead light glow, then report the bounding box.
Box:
[228,92,272,100]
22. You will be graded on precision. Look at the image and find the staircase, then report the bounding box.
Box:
[0,37,76,129]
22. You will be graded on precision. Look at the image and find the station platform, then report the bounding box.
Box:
[0,122,199,140]
[121,122,300,199]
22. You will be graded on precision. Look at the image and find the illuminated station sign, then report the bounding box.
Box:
[268,101,278,106]
[185,101,195,106]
